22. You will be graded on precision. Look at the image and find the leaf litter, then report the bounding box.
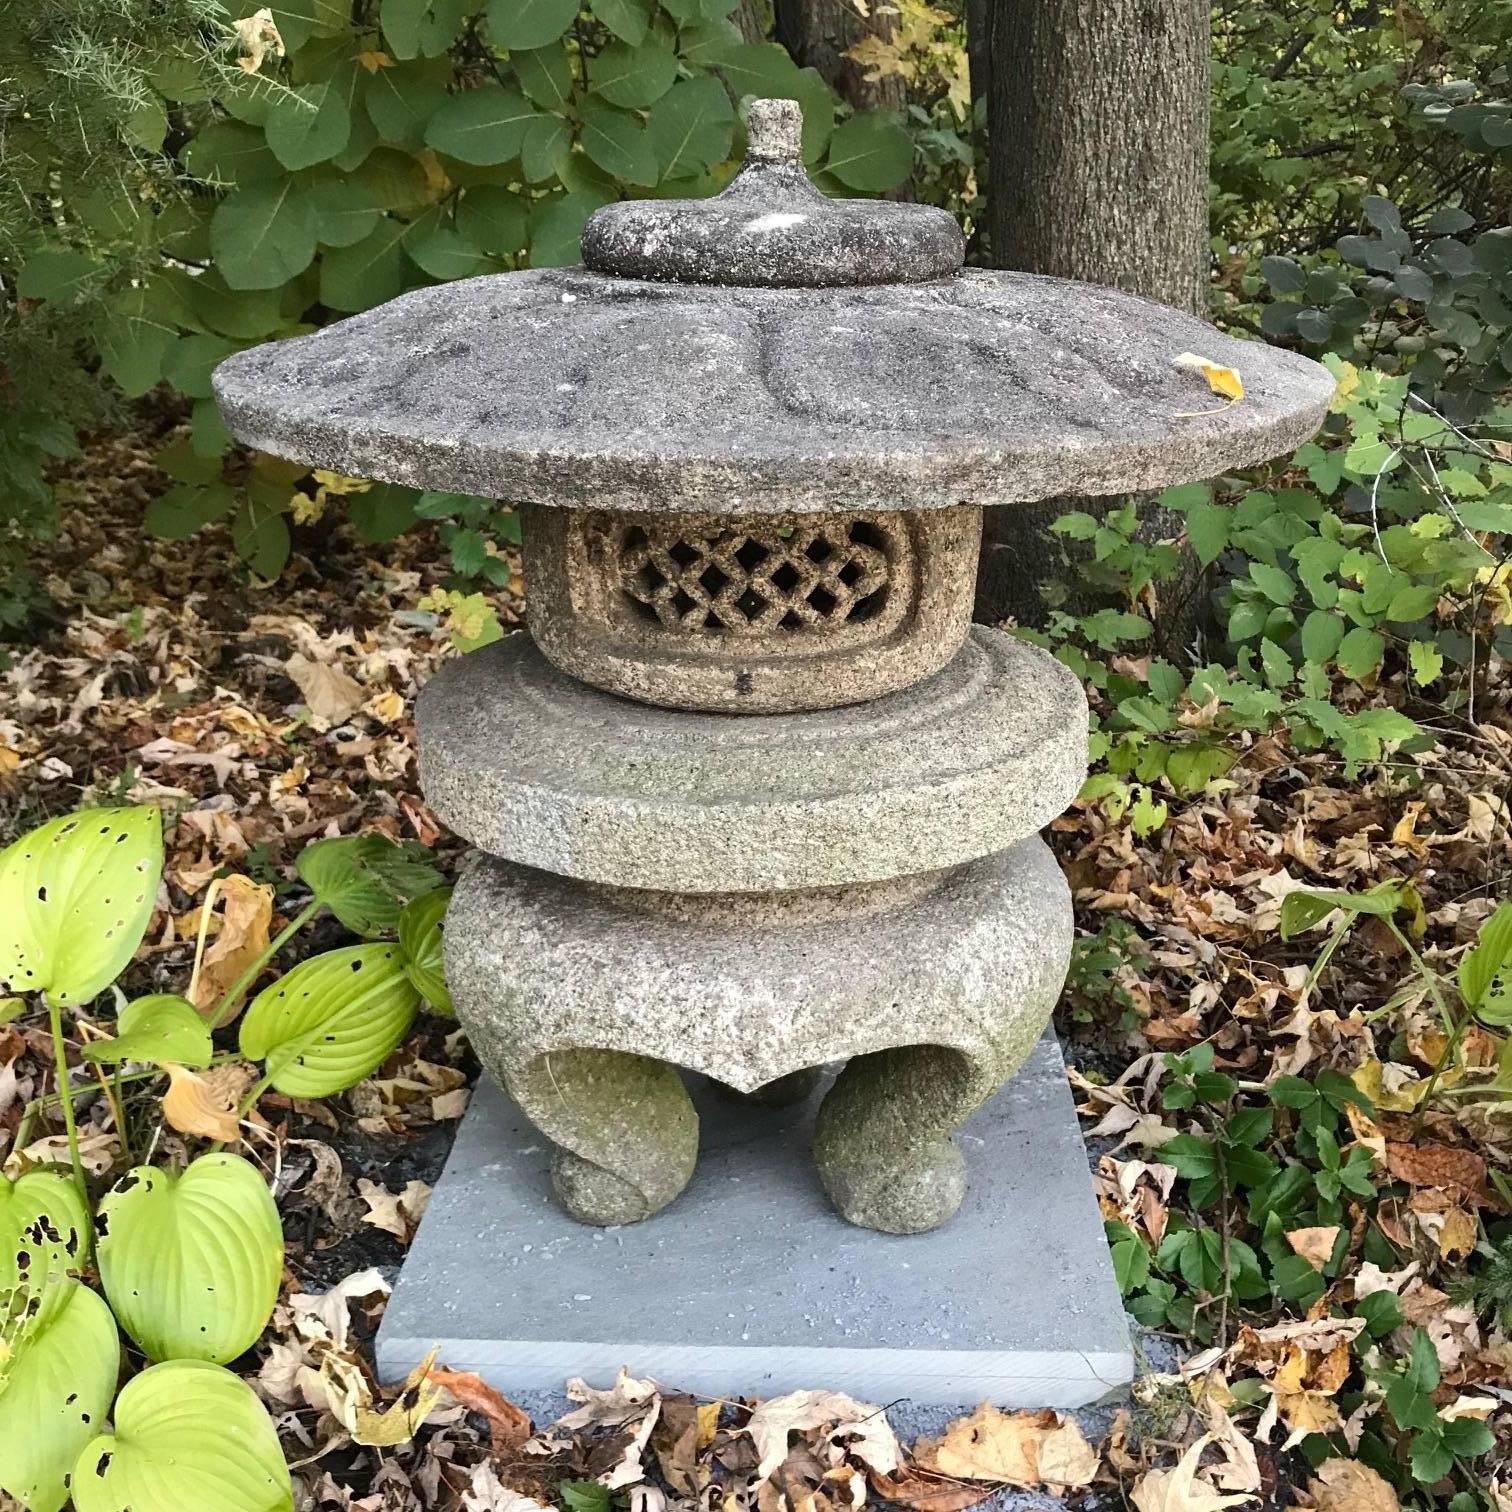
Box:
[3,426,1512,1506]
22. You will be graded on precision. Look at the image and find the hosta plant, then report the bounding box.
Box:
[0,802,455,1509]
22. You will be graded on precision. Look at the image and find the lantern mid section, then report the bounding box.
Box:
[215,99,1333,1235]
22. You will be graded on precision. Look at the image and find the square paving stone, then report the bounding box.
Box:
[376,1029,1133,1407]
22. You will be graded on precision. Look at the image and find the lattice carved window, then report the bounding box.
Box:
[604,517,897,637]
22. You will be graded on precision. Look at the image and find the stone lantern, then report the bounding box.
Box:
[215,101,1331,1248]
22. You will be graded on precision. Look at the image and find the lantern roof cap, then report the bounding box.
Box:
[212,97,1336,515]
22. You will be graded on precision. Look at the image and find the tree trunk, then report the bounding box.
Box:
[973,0,1211,652]
[732,0,768,45]
[774,0,908,114]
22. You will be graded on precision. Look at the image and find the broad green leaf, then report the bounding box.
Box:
[381,0,430,56]
[592,0,653,44]
[0,1280,119,1512]
[0,1171,91,1292]
[457,185,529,255]
[530,190,612,264]
[264,71,356,170]
[211,181,318,290]
[591,36,679,109]
[1408,638,1444,687]
[1460,900,1512,1008]
[1300,609,1344,665]
[295,832,445,937]
[182,120,283,185]
[145,480,237,539]
[425,84,539,164]
[349,483,420,543]
[232,493,293,579]
[98,284,178,397]
[398,886,452,1013]
[485,0,579,48]
[404,213,496,280]
[580,98,659,186]
[97,1153,282,1365]
[239,944,421,1097]
[73,1359,292,1512]
[521,112,574,181]
[365,64,447,149]
[1279,880,1411,938]
[17,249,99,303]
[319,216,409,311]
[1183,500,1230,566]
[163,333,241,400]
[0,807,163,1007]
[823,111,913,192]
[648,75,735,178]
[1248,561,1296,606]
[311,178,384,248]
[514,46,574,111]
[1336,625,1385,681]
[83,994,213,1069]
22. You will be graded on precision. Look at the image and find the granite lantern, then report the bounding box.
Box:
[214,100,1333,1239]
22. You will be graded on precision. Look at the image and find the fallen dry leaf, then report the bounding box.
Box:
[190,874,273,1020]
[357,1176,432,1240]
[463,1462,553,1512]
[1308,1458,1400,1512]
[161,1061,242,1141]
[913,1403,1095,1492]
[322,1344,444,1447]
[287,653,365,728]
[1130,1435,1257,1512]
[429,1367,531,1454]
[745,1389,900,1482]
[1386,1141,1497,1207]
[1173,352,1244,415]
[1285,1225,1341,1270]
[869,1464,995,1512]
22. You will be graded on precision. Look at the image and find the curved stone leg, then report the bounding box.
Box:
[503,1049,698,1225]
[813,1044,1003,1235]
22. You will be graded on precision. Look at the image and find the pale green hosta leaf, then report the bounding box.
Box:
[97,1153,282,1365]
[0,1169,92,1293]
[295,832,444,938]
[0,1279,119,1512]
[73,1359,292,1512]
[240,944,420,1097]
[398,886,452,1014]
[82,993,213,1069]
[0,806,163,1006]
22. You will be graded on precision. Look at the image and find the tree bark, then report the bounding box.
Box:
[732,0,768,45]
[774,0,908,114]
[973,0,1211,649]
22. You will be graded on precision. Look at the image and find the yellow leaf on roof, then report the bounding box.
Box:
[1173,352,1244,416]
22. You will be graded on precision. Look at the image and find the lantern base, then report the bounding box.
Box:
[375,1029,1133,1408]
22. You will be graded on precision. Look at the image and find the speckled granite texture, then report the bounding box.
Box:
[212,266,1334,514]
[417,625,1088,892]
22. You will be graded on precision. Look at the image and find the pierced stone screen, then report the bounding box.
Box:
[520,501,980,714]
[613,517,894,636]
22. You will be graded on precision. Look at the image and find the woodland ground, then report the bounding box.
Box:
[2,415,1510,1510]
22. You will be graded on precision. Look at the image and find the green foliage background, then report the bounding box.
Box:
[0,0,918,619]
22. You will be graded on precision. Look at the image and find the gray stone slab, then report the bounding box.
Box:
[376,1030,1133,1407]
[211,266,1334,516]
[418,626,1088,892]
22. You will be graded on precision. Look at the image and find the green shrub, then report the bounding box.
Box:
[1,0,916,598]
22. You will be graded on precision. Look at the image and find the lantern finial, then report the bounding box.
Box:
[745,98,802,164]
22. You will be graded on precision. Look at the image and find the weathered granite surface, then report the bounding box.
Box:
[520,501,980,712]
[212,267,1335,515]
[445,837,1072,1228]
[581,99,964,289]
[374,1028,1134,1406]
[417,625,1088,892]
